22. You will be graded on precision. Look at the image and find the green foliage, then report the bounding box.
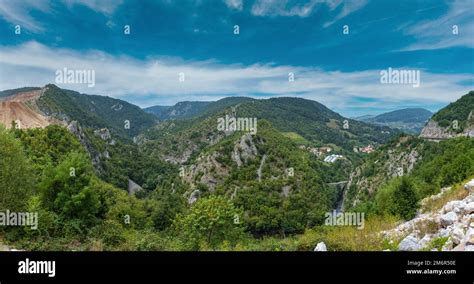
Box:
[0,126,35,211]
[374,177,419,220]
[14,125,84,174]
[431,91,474,130]
[145,101,211,120]
[349,136,474,220]
[391,177,419,219]
[425,237,449,251]
[172,196,245,250]
[39,151,100,229]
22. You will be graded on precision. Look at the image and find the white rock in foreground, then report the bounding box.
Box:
[398,235,421,251]
[464,179,474,192]
[464,202,474,214]
[452,227,465,245]
[465,228,474,245]
[314,242,327,252]
[443,200,465,213]
[440,211,458,227]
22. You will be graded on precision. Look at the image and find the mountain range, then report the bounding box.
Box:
[355,108,433,134]
[1,85,473,252]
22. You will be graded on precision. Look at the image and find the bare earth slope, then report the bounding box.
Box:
[0,88,59,129]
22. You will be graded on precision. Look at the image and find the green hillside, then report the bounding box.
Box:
[144,101,211,120]
[38,84,157,137]
[141,97,397,165]
[431,91,474,131]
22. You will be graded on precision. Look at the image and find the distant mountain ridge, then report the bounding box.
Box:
[144,97,256,120]
[144,101,211,120]
[356,108,432,134]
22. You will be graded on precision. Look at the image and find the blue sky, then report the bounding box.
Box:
[0,0,473,117]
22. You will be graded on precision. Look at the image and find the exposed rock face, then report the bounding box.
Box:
[344,138,421,210]
[183,152,230,191]
[419,120,454,140]
[383,178,474,251]
[184,133,259,191]
[314,242,327,251]
[94,128,111,141]
[128,179,143,195]
[188,189,200,204]
[67,121,105,173]
[282,185,291,197]
[420,119,474,141]
[232,133,258,167]
[257,154,267,182]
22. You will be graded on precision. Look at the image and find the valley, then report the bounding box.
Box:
[0,85,473,251]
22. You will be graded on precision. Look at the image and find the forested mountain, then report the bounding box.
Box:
[141,96,396,166]
[356,108,432,134]
[38,84,157,137]
[144,101,211,120]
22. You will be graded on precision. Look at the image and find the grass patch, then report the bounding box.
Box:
[295,215,400,251]
[424,236,449,251]
[421,179,471,213]
[281,132,307,143]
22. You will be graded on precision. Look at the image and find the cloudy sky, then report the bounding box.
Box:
[0,0,473,117]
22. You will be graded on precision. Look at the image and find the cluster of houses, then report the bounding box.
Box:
[298,145,332,156]
[323,154,344,163]
[298,145,346,163]
[353,144,375,153]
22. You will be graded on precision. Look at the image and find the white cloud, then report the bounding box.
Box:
[0,0,123,33]
[251,0,319,17]
[0,41,471,111]
[250,0,367,22]
[62,0,123,15]
[0,0,51,32]
[224,0,243,11]
[323,0,368,27]
[401,0,474,51]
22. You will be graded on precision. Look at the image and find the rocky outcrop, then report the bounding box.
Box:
[183,133,260,192]
[420,118,474,141]
[67,121,105,174]
[383,178,474,251]
[188,189,201,204]
[232,133,258,167]
[314,242,327,251]
[419,120,454,140]
[183,152,230,191]
[94,128,111,141]
[128,179,143,195]
[344,138,421,210]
